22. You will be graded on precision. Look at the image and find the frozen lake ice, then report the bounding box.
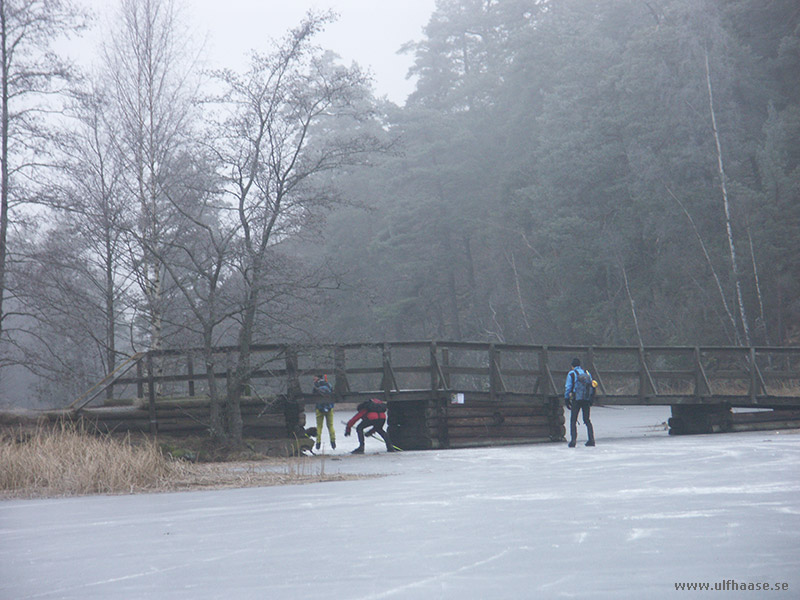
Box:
[2,406,798,599]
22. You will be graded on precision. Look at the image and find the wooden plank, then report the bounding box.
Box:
[730,421,800,432]
[731,409,800,423]
[334,346,350,395]
[434,423,554,435]
[430,416,553,427]
[432,405,552,417]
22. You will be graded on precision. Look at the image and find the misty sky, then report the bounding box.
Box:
[76,0,437,104]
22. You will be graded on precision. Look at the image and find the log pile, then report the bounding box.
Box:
[730,409,800,433]
[0,397,299,439]
[669,405,800,435]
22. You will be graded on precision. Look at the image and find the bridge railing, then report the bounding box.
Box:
[93,342,800,411]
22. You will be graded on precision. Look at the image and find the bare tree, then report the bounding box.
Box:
[0,0,86,360]
[101,0,201,356]
[10,83,136,404]
[14,223,114,403]
[57,86,134,391]
[209,11,386,445]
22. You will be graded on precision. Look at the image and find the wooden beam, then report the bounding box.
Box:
[187,354,195,397]
[586,347,606,395]
[638,347,658,398]
[694,347,713,397]
[146,353,158,434]
[69,352,146,411]
[334,346,350,395]
[429,342,439,392]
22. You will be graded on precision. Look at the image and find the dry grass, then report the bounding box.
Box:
[0,424,365,500]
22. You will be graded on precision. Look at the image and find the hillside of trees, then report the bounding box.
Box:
[315,0,800,348]
[1,0,798,422]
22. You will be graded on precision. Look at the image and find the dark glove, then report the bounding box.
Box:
[345,429,351,437]
[565,399,572,410]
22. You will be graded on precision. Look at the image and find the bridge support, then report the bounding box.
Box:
[388,395,566,450]
[668,404,732,435]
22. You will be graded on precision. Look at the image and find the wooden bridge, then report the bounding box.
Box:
[8,342,800,449]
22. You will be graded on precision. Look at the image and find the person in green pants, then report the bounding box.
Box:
[312,374,336,450]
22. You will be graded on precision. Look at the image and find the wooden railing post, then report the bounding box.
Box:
[748,346,768,402]
[489,343,497,402]
[441,347,451,389]
[430,341,439,392]
[488,343,505,402]
[136,360,144,399]
[105,367,114,403]
[694,347,702,398]
[587,346,603,393]
[638,347,657,398]
[225,351,234,401]
[382,343,397,402]
[334,345,349,396]
[285,347,301,400]
[694,347,711,397]
[146,352,158,435]
[638,348,647,399]
[187,353,195,397]
[539,346,557,397]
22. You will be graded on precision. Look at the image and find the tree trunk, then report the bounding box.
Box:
[704,48,751,345]
[0,7,9,348]
[104,243,116,400]
[665,185,741,344]
[204,334,225,441]
[747,227,769,344]
[621,264,645,347]
[228,281,260,447]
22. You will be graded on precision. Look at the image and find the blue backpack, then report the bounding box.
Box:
[571,368,594,402]
[314,380,334,412]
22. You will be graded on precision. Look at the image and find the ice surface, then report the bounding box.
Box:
[2,407,798,599]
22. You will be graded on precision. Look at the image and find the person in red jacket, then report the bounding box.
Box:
[345,398,395,454]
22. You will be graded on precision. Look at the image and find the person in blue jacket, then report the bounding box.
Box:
[312,375,336,450]
[564,358,596,447]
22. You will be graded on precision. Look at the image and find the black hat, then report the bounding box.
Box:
[571,357,581,367]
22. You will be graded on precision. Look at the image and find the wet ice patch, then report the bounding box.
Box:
[627,528,657,541]
[625,510,724,520]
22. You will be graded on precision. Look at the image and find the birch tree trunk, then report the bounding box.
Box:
[704,48,751,346]
[621,264,645,348]
[747,227,769,344]
[104,0,198,360]
[665,185,741,344]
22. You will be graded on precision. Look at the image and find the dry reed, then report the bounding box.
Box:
[0,422,173,498]
[0,423,368,499]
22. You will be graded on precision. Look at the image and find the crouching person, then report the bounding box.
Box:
[345,398,395,454]
[289,426,317,456]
